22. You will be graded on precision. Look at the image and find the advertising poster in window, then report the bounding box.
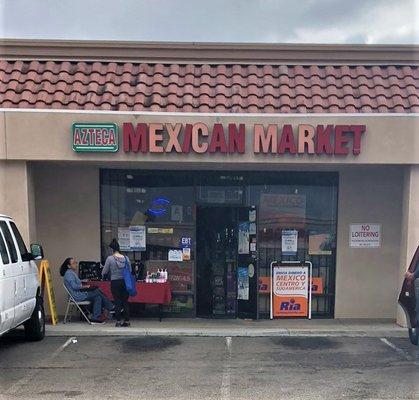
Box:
[118,227,131,251]
[260,194,306,222]
[259,276,271,294]
[167,263,193,292]
[182,247,191,261]
[237,266,249,300]
[238,222,250,254]
[168,249,183,262]
[311,277,323,294]
[129,225,146,251]
[249,209,256,222]
[171,205,183,222]
[281,229,298,256]
[273,265,309,317]
[147,261,193,293]
[309,233,333,255]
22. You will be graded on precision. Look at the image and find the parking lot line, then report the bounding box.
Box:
[2,336,77,397]
[380,337,414,361]
[221,336,232,400]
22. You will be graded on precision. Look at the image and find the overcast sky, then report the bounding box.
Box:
[0,0,418,44]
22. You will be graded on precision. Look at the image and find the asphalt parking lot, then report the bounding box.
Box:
[0,330,418,400]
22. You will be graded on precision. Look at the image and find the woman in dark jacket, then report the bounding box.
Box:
[102,239,130,327]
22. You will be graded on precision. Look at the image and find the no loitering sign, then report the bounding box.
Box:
[349,223,381,248]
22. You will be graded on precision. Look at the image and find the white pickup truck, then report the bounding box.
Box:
[0,214,45,341]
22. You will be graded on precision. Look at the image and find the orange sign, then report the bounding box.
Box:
[272,265,309,318]
[273,295,308,317]
[311,277,323,294]
[259,277,271,293]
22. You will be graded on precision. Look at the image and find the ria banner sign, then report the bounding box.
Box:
[72,122,366,155]
[270,262,313,319]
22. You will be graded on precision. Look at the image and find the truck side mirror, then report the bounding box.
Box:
[30,244,44,260]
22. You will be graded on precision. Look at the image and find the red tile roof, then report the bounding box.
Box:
[0,60,418,113]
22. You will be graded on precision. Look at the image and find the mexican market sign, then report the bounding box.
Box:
[72,123,119,152]
[71,121,366,155]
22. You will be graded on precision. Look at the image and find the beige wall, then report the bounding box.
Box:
[31,161,407,318]
[0,161,36,244]
[335,166,404,318]
[1,110,415,318]
[2,111,419,165]
[32,164,101,314]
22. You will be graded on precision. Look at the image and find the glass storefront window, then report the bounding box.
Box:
[251,184,338,317]
[101,171,196,316]
[100,170,338,318]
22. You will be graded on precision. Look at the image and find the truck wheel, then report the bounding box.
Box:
[408,328,418,345]
[24,296,45,341]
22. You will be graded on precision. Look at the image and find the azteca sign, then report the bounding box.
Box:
[72,123,118,152]
[72,122,366,155]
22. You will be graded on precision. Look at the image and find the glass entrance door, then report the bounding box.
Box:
[196,206,258,318]
[196,206,238,317]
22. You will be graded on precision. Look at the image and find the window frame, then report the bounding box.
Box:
[0,221,19,264]
[0,228,10,265]
[10,221,29,261]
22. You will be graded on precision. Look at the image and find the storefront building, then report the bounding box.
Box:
[0,40,418,322]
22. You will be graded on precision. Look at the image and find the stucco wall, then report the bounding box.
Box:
[32,164,101,314]
[3,111,419,165]
[1,110,415,318]
[335,166,404,318]
[31,162,405,318]
[0,161,36,244]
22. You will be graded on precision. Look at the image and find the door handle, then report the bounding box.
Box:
[14,281,17,295]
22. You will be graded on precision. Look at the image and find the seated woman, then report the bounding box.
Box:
[60,257,114,324]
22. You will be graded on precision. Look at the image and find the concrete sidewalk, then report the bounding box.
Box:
[46,318,407,338]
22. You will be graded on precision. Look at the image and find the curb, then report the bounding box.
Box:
[45,328,407,338]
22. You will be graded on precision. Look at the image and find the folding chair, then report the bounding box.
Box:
[63,284,92,324]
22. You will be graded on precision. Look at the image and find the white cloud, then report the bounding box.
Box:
[288,0,418,44]
[0,0,418,43]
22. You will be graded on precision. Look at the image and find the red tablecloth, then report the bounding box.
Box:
[87,281,172,305]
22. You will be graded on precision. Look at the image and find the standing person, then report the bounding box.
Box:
[102,239,131,327]
[61,258,114,324]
